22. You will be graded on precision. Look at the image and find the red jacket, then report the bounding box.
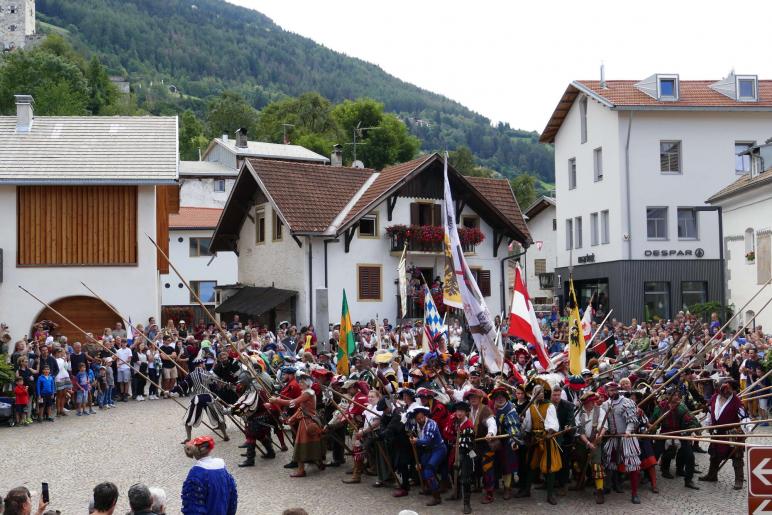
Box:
[14,384,29,406]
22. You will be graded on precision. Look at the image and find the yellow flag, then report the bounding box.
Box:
[442,233,462,308]
[568,278,586,375]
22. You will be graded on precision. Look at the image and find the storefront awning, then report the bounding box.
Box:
[215,286,296,317]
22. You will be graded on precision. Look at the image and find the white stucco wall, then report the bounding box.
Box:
[555,99,772,270]
[525,203,557,302]
[554,95,623,268]
[160,228,238,306]
[716,184,772,330]
[0,185,160,337]
[179,178,235,208]
[237,202,307,317]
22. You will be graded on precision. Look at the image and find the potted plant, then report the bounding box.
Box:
[746,250,756,262]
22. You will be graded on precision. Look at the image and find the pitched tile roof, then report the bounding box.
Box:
[465,176,531,240]
[579,80,772,107]
[706,170,772,204]
[169,207,223,229]
[541,79,772,143]
[341,154,434,227]
[0,116,178,183]
[248,158,375,233]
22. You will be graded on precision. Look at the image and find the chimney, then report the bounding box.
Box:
[331,144,343,167]
[222,133,228,142]
[600,63,607,89]
[15,95,34,134]
[235,127,248,149]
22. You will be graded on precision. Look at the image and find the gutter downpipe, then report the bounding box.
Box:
[624,112,634,260]
[500,246,528,313]
[308,236,313,325]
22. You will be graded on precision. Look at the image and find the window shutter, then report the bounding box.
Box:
[410,203,420,225]
[432,204,442,226]
[358,266,381,300]
[479,270,491,297]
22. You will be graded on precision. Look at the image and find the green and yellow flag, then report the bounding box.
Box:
[568,278,586,375]
[337,289,356,375]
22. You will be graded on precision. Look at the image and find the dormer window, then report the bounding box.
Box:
[737,75,758,101]
[657,75,679,101]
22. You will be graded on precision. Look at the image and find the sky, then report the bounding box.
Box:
[229,0,772,133]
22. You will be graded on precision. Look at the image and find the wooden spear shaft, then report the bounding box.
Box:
[704,292,772,369]
[17,285,229,440]
[605,433,749,448]
[739,391,772,403]
[587,309,613,349]
[661,418,772,435]
[740,367,772,396]
[146,234,296,447]
[742,384,772,398]
[318,382,382,417]
[80,282,250,437]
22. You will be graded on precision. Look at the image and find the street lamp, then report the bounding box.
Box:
[692,205,725,309]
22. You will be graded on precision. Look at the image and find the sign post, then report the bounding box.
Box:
[748,446,772,514]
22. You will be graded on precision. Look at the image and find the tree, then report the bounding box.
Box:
[510,173,537,210]
[204,91,259,139]
[86,56,118,115]
[331,98,418,169]
[179,110,209,161]
[0,49,88,115]
[255,92,337,145]
[449,146,477,175]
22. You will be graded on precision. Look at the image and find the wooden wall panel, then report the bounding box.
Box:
[17,186,138,266]
[155,185,171,274]
[34,295,121,344]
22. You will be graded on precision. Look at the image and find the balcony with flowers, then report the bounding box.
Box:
[386,224,484,254]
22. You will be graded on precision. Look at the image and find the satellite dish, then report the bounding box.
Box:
[352,160,365,169]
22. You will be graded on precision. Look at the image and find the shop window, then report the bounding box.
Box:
[681,281,707,311]
[644,281,671,321]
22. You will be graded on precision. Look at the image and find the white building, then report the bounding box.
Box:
[707,143,772,330]
[210,152,531,331]
[523,196,557,311]
[541,72,772,321]
[0,95,178,342]
[160,207,238,325]
[201,129,328,169]
[178,161,238,208]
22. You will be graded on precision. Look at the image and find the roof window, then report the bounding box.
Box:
[736,75,758,101]
[657,75,679,101]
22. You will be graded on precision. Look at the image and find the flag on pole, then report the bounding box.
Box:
[507,263,551,371]
[397,245,408,318]
[336,290,356,375]
[581,301,593,341]
[442,234,462,308]
[568,278,587,374]
[423,284,443,352]
[127,317,134,346]
[442,153,502,372]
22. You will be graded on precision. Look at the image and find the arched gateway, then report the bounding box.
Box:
[32,295,121,344]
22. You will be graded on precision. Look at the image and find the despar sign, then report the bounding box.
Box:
[644,248,705,258]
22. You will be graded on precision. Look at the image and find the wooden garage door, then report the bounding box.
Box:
[33,296,120,344]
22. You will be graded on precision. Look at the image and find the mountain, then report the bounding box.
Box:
[36,0,554,183]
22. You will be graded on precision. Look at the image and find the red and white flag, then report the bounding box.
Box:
[507,263,551,371]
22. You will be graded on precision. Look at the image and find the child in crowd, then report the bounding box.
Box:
[16,356,35,423]
[13,376,29,426]
[97,366,108,409]
[104,358,116,408]
[75,362,91,416]
[36,365,55,422]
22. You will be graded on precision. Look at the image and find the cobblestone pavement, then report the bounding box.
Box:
[0,399,761,514]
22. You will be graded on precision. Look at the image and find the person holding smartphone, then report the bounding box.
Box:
[3,485,48,515]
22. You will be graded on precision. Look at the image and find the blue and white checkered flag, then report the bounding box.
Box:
[423,285,443,351]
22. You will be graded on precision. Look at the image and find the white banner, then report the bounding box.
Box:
[442,154,502,372]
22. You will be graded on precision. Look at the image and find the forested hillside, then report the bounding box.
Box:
[35,0,554,184]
